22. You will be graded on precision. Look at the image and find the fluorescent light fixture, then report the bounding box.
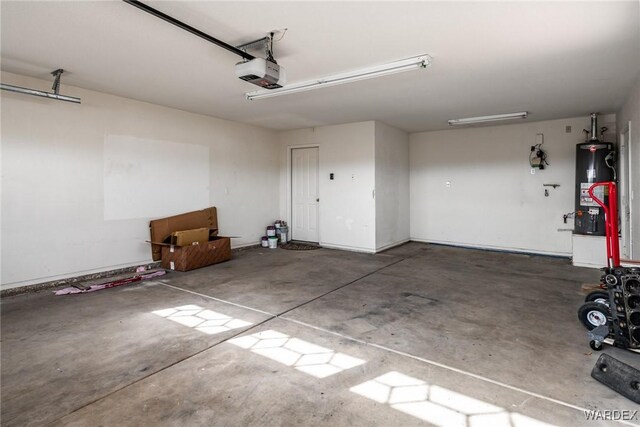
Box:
[448,112,528,126]
[246,54,431,101]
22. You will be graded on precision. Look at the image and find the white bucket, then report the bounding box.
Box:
[267,226,276,237]
[278,226,288,243]
[268,236,278,249]
[261,237,269,248]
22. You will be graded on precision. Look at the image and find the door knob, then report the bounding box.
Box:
[316,198,320,202]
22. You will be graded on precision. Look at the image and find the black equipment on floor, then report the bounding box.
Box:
[576,181,640,352]
[591,353,640,404]
[583,267,640,351]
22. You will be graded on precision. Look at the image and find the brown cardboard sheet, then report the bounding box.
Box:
[171,228,210,246]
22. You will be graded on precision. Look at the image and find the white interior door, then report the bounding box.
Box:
[291,147,319,242]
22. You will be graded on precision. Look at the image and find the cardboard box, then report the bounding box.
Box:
[149,207,218,261]
[149,207,232,272]
[161,236,232,272]
[171,228,210,246]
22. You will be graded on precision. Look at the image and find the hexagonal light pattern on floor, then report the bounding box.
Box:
[350,371,557,427]
[228,329,366,378]
[152,305,252,335]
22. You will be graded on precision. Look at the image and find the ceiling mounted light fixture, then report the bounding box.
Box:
[245,54,431,101]
[448,112,528,126]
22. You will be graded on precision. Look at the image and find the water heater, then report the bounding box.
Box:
[574,113,615,235]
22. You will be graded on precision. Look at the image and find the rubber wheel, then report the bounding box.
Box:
[590,340,603,351]
[578,302,609,330]
[585,290,610,307]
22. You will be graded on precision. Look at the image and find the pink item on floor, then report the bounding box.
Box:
[54,270,166,295]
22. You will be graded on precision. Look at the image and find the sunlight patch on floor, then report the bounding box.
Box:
[228,329,366,378]
[152,305,252,335]
[350,371,557,427]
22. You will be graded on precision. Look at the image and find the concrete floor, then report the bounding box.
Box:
[2,242,639,427]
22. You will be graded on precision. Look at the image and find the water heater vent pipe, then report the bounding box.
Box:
[590,112,599,141]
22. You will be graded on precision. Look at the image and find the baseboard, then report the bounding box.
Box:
[375,239,411,253]
[232,241,261,250]
[622,260,640,267]
[1,244,260,297]
[571,260,636,269]
[411,238,571,258]
[572,261,603,269]
[319,242,376,254]
[0,260,161,297]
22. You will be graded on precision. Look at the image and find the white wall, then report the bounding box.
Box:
[410,116,615,256]
[279,122,377,252]
[616,73,640,259]
[375,122,410,251]
[1,72,280,290]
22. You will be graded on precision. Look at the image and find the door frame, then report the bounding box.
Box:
[287,145,320,243]
[620,122,633,259]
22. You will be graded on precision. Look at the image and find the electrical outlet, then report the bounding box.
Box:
[531,168,536,175]
[445,181,451,188]
[565,125,572,133]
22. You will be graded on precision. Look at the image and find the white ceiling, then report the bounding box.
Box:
[1,1,639,132]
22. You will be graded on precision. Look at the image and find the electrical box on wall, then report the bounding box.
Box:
[529,133,548,170]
